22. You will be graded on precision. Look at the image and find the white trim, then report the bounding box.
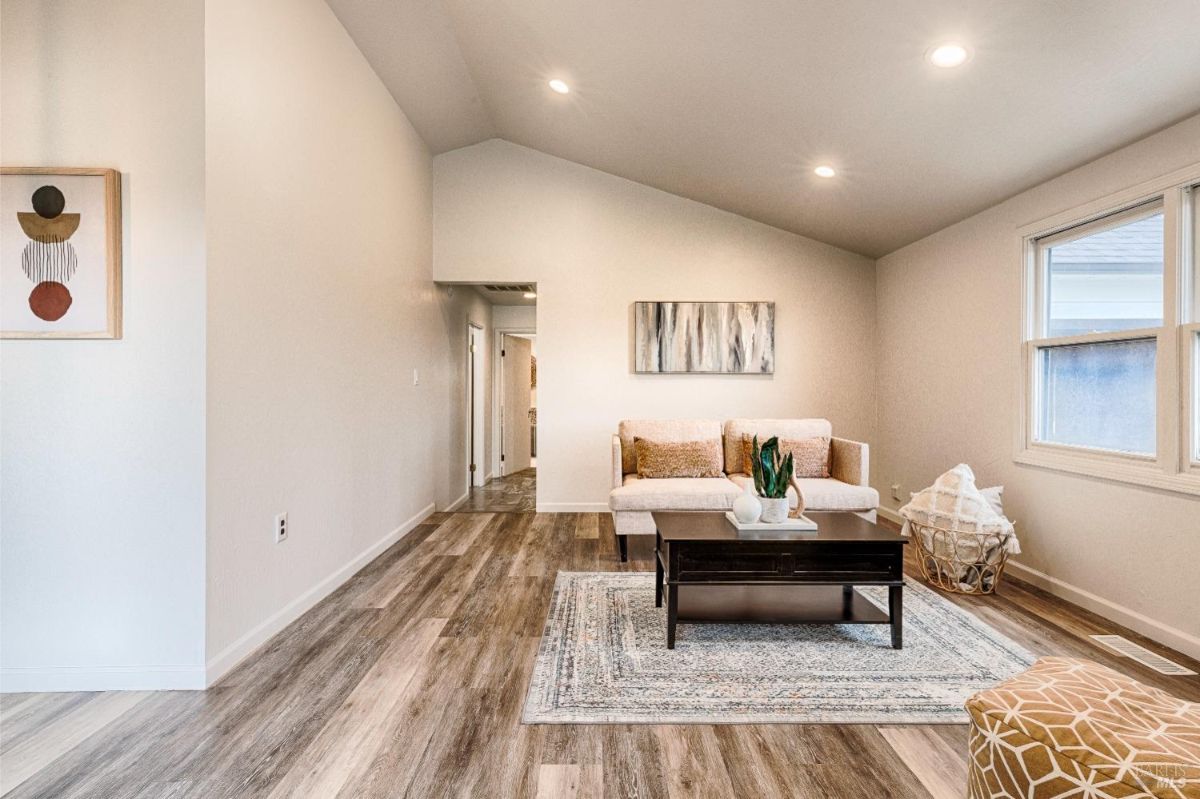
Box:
[204,502,435,686]
[1005,561,1200,662]
[877,505,904,525]
[536,502,610,513]
[445,490,470,511]
[1,664,205,694]
[1015,163,1200,495]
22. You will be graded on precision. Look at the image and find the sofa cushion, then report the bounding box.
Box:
[727,473,879,512]
[635,438,724,478]
[618,419,722,475]
[740,434,831,478]
[723,419,832,474]
[609,475,741,512]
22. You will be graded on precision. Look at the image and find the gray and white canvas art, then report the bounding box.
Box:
[634,301,774,374]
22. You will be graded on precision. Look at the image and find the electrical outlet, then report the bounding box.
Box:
[412,368,420,386]
[274,512,288,543]
[891,484,902,502]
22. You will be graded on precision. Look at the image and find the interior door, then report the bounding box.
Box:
[469,325,486,487]
[501,335,532,475]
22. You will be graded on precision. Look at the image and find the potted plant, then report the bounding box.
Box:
[750,435,803,523]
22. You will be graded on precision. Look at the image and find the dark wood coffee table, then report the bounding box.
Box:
[653,511,907,649]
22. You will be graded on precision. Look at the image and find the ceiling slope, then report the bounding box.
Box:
[330,0,1200,257]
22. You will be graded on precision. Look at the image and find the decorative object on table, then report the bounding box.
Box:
[1,168,121,338]
[633,301,774,373]
[899,464,1019,595]
[750,435,804,523]
[730,480,762,523]
[522,570,1034,725]
[966,657,1200,798]
[723,511,816,533]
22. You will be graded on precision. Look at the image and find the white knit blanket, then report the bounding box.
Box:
[899,464,1020,555]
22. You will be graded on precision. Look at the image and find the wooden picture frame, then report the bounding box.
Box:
[1,167,122,339]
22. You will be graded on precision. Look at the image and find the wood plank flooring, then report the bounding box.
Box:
[4,511,1198,798]
[459,468,537,513]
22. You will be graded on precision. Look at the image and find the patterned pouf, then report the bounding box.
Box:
[966,657,1200,798]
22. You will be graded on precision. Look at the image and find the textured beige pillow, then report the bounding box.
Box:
[742,435,831,479]
[634,438,724,478]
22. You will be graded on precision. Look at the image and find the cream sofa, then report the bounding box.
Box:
[609,418,878,560]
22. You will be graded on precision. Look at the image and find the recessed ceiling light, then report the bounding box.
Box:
[548,79,570,94]
[814,165,836,178]
[523,291,537,299]
[927,43,970,68]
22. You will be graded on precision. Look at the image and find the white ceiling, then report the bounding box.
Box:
[328,0,1200,258]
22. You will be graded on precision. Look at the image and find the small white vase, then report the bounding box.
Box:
[759,497,789,524]
[732,482,762,524]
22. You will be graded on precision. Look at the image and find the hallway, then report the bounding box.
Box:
[460,468,536,512]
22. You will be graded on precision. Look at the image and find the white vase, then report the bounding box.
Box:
[760,497,789,524]
[732,482,762,523]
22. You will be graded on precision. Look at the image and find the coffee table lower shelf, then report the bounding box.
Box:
[674,583,890,625]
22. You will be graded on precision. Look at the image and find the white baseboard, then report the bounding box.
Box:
[1,664,206,694]
[876,505,1199,661]
[1004,560,1200,662]
[445,490,470,511]
[204,502,436,686]
[877,505,903,525]
[536,502,610,513]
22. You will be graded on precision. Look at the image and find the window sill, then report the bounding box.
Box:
[1014,447,1200,497]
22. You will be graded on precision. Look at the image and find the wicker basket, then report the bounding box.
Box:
[909,519,1015,595]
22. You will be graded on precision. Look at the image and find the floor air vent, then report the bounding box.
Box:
[1089,635,1196,675]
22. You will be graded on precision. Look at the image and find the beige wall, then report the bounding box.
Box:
[875,113,1200,658]
[434,140,878,509]
[1,0,207,691]
[204,0,458,679]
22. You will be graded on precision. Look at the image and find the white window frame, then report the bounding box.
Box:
[1015,163,1200,496]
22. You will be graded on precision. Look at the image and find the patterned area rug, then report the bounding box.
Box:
[523,572,1035,724]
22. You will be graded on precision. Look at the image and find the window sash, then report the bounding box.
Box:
[1033,200,1164,341]
[1017,165,1200,496]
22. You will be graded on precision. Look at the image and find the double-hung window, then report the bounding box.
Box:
[1018,167,1200,494]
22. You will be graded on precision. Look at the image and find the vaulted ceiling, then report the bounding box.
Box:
[327,0,1200,258]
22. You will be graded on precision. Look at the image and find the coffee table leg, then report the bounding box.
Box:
[889,584,903,649]
[666,582,678,649]
[655,546,664,608]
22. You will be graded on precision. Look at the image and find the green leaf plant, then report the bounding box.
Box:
[750,435,794,499]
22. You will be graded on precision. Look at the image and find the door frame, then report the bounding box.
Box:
[493,326,536,478]
[467,323,485,490]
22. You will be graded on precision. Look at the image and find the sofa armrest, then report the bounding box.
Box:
[612,434,624,490]
[830,437,869,487]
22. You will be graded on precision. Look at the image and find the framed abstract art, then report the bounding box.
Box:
[1,167,122,339]
[634,301,775,374]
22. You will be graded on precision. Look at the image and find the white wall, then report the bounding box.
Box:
[439,286,493,506]
[875,113,1200,658]
[434,140,877,510]
[0,0,208,691]
[204,0,453,681]
[494,305,537,331]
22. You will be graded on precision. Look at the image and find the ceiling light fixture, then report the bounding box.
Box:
[548,79,570,94]
[927,43,970,68]
[814,165,836,178]
[523,291,537,299]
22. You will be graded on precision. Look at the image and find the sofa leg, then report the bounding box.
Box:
[618,533,628,562]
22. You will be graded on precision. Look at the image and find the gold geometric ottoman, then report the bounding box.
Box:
[966,657,1200,798]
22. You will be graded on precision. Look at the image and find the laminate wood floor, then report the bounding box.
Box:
[460,468,536,513]
[4,512,1198,798]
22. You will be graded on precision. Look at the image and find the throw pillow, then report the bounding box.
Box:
[741,435,831,479]
[634,437,724,478]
